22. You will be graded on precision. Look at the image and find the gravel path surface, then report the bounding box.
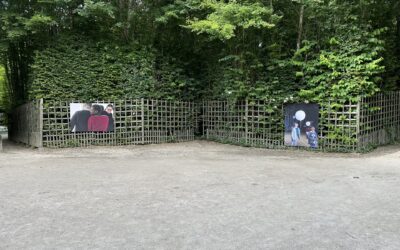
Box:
[1,140,399,249]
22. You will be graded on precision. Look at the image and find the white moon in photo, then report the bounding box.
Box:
[295,110,306,121]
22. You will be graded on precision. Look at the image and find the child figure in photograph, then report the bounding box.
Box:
[291,122,301,146]
[307,126,318,149]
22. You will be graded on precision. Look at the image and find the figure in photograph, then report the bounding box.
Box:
[291,122,301,146]
[305,121,312,137]
[307,126,318,149]
[88,104,110,132]
[70,103,91,132]
[102,104,114,131]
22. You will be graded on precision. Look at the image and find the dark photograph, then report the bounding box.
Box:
[284,103,319,148]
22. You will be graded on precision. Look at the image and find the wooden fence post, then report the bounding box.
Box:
[141,98,145,144]
[38,98,44,149]
[245,99,249,145]
[356,100,361,151]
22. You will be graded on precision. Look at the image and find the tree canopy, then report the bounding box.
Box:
[0,0,399,108]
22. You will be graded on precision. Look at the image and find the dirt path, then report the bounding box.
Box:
[0,140,399,249]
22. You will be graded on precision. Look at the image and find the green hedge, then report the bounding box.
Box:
[29,36,198,101]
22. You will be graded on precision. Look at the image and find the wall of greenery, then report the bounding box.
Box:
[0,0,399,108]
[29,36,200,101]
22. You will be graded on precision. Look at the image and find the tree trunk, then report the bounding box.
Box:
[396,15,400,57]
[296,3,305,51]
[396,14,400,88]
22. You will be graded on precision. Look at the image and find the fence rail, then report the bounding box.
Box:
[8,92,400,152]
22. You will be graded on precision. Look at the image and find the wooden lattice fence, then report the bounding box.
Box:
[359,92,400,150]
[202,94,399,152]
[41,99,198,148]
[9,99,43,147]
[202,100,284,148]
[318,102,359,151]
[8,92,400,152]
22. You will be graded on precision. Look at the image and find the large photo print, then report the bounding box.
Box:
[284,103,319,148]
[70,103,115,132]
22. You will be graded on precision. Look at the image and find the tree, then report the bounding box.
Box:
[0,0,399,106]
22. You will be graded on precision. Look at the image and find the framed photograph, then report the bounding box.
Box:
[70,103,115,132]
[284,103,319,148]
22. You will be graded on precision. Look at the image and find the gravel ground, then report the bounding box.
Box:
[0,139,400,250]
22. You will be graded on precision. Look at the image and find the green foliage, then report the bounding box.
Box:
[184,1,280,40]
[77,0,115,19]
[29,36,199,101]
[156,0,203,24]
[0,66,8,111]
[296,27,385,105]
[75,0,117,36]
[1,0,399,106]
